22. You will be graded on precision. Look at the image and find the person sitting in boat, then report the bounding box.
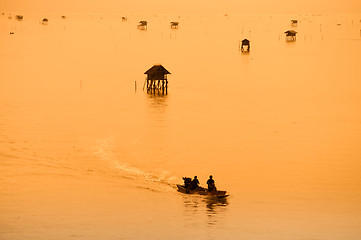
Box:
[182,177,192,189]
[190,176,199,190]
[207,175,216,192]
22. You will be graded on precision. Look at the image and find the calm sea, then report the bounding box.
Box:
[1,13,361,240]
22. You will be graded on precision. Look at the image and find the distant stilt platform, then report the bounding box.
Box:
[144,65,171,94]
[138,21,147,30]
[240,39,250,52]
[284,30,297,41]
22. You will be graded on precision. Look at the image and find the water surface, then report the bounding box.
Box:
[1,13,361,240]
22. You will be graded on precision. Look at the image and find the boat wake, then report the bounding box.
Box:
[91,138,178,193]
[113,162,178,193]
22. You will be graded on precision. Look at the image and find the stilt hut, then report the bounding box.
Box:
[15,15,23,21]
[170,22,179,29]
[122,17,127,22]
[241,39,250,52]
[42,18,49,25]
[284,30,297,41]
[291,20,298,26]
[144,65,171,94]
[138,21,147,30]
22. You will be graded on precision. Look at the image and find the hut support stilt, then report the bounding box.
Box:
[145,79,168,94]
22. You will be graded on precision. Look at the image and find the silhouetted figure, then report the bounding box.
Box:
[207,175,216,192]
[190,176,199,190]
[182,177,192,189]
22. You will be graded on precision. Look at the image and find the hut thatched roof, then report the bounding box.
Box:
[285,30,297,34]
[242,39,250,44]
[284,30,297,36]
[144,65,171,75]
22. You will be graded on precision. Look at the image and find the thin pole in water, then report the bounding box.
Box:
[135,81,137,92]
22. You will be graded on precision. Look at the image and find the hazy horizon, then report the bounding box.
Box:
[1,0,361,15]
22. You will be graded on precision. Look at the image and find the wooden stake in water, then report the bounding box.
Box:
[135,81,137,92]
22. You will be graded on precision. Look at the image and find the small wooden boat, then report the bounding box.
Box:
[177,184,228,197]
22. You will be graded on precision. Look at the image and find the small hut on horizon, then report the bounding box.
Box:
[240,39,250,52]
[42,18,49,25]
[15,15,23,21]
[138,21,147,30]
[144,65,171,94]
[170,22,179,29]
[291,20,298,26]
[284,30,297,41]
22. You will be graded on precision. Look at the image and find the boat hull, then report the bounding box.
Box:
[177,184,227,197]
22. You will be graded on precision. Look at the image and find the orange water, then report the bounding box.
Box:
[1,13,361,240]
